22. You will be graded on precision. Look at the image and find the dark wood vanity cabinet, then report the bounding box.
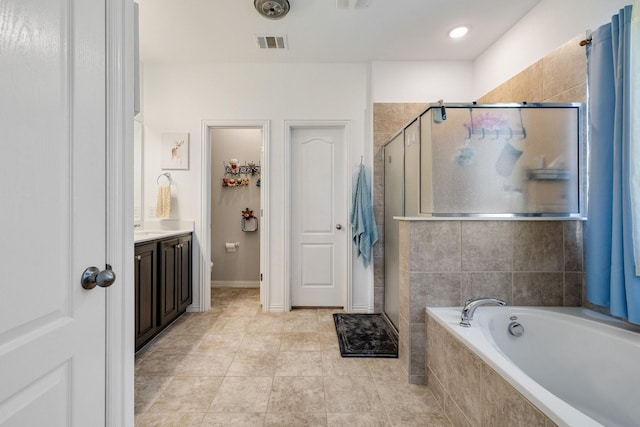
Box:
[159,234,192,328]
[135,233,192,351]
[177,235,193,314]
[134,242,158,350]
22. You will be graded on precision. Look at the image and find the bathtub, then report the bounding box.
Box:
[426,306,640,427]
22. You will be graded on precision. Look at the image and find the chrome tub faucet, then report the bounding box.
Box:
[460,297,507,327]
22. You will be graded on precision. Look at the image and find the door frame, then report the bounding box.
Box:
[106,0,135,426]
[283,120,353,311]
[201,120,271,311]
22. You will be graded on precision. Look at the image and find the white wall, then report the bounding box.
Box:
[142,62,372,311]
[371,61,474,103]
[473,0,631,98]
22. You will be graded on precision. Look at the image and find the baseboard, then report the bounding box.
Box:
[268,304,286,312]
[211,280,260,288]
[350,305,372,313]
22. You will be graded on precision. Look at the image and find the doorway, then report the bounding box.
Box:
[201,121,270,312]
[284,121,352,309]
[210,128,262,287]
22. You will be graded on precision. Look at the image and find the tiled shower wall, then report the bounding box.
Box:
[372,35,587,313]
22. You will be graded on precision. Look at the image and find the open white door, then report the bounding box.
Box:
[290,126,348,307]
[0,0,108,425]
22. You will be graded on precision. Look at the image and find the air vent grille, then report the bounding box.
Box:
[256,35,288,49]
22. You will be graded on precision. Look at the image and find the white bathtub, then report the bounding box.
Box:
[427,306,640,427]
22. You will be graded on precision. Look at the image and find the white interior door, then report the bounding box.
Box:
[0,0,107,425]
[290,126,347,307]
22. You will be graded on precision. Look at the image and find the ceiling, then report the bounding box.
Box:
[137,0,541,64]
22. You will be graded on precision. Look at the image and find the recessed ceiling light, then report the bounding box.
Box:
[449,26,469,39]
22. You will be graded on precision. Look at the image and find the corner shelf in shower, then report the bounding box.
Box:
[527,168,570,181]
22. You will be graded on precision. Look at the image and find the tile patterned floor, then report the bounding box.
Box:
[135,287,451,427]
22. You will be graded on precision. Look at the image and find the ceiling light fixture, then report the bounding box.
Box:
[448,26,469,39]
[254,0,290,20]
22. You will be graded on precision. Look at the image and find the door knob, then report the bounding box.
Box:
[336,224,342,230]
[81,264,116,289]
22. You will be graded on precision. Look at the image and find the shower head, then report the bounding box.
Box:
[254,0,290,20]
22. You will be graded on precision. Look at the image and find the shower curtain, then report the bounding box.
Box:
[585,4,640,325]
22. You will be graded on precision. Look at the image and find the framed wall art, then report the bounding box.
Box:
[161,132,189,170]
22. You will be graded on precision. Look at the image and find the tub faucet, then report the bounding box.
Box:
[459,297,506,327]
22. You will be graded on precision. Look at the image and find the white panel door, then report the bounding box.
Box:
[291,127,347,307]
[0,0,107,425]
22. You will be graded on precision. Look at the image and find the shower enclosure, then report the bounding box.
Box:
[382,103,584,329]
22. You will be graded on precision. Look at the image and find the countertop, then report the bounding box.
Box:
[134,228,193,243]
[133,219,194,244]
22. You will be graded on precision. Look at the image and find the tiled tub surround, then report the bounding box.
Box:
[425,309,557,427]
[397,219,584,384]
[426,306,640,427]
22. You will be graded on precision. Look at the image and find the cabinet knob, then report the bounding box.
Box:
[136,255,141,261]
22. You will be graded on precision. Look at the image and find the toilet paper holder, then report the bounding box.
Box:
[225,242,240,252]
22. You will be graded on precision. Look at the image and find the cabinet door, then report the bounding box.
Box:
[177,235,192,313]
[135,242,158,350]
[159,238,179,327]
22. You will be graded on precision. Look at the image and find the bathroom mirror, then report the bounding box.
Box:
[134,119,143,226]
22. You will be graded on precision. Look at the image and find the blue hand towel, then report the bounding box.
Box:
[350,164,378,267]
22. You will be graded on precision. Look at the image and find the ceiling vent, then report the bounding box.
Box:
[336,0,371,8]
[254,0,290,20]
[256,35,288,49]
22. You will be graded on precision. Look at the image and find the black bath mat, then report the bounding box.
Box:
[333,313,398,358]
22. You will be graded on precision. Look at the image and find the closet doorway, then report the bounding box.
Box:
[201,121,270,312]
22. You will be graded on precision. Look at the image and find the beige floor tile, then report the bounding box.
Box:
[281,332,323,351]
[208,376,273,412]
[387,412,452,426]
[316,332,340,350]
[201,412,266,426]
[173,352,234,376]
[268,376,326,413]
[135,412,205,427]
[226,350,279,376]
[322,351,371,377]
[317,308,344,317]
[195,333,242,353]
[247,315,285,333]
[368,358,406,381]
[376,382,441,414]
[135,288,451,427]
[135,376,172,414]
[324,377,384,413]
[239,332,282,352]
[135,351,187,377]
[284,309,319,319]
[147,376,223,413]
[214,316,255,334]
[221,302,261,318]
[275,351,323,376]
[284,317,321,332]
[317,318,338,332]
[147,332,204,353]
[264,412,328,426]
[327,412,390,427]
